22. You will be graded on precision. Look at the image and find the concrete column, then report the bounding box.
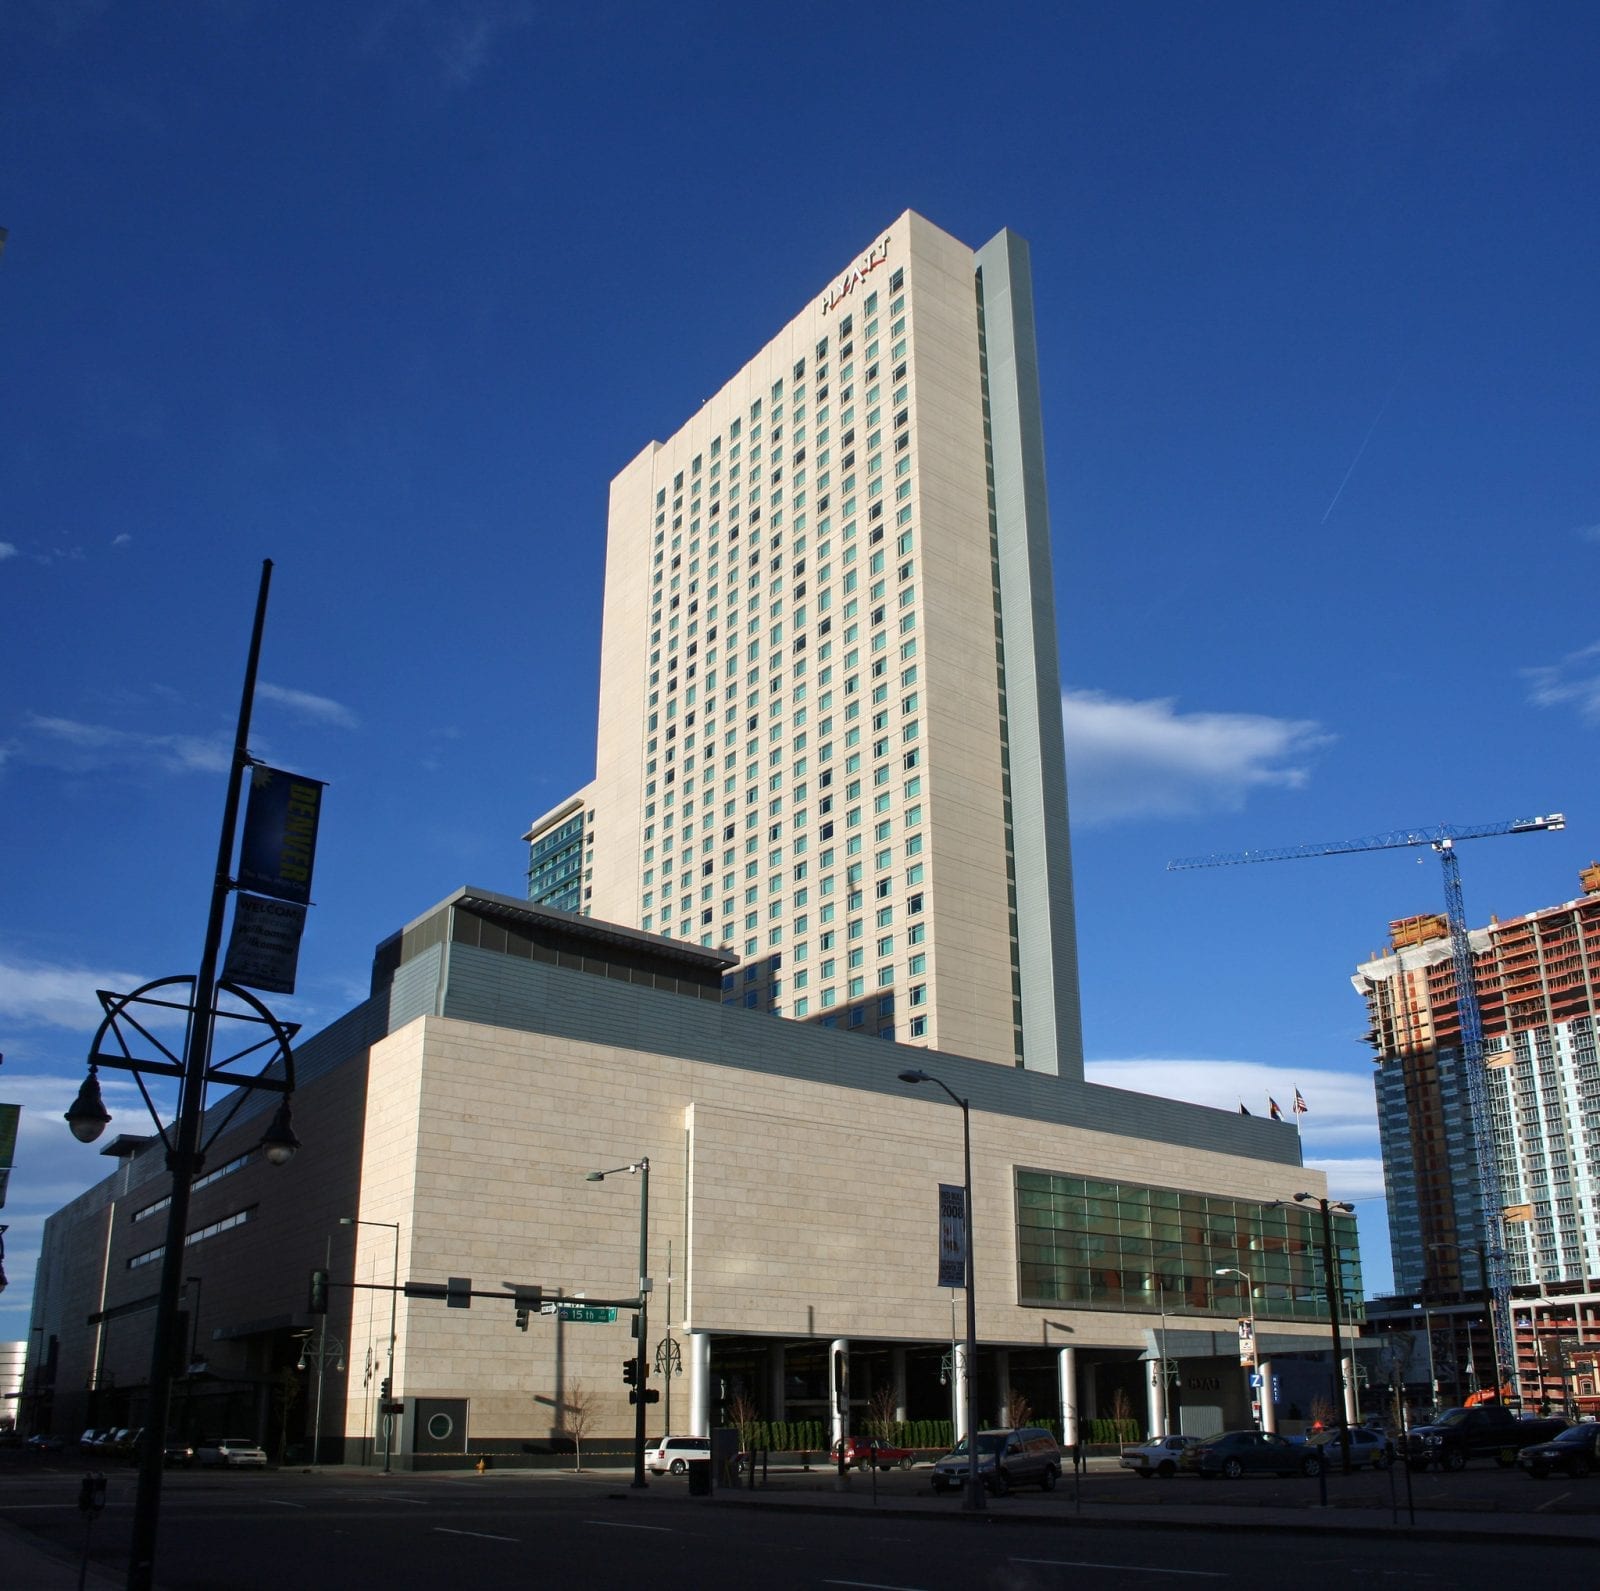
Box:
[994,1347,1011,1427]
[829,1339,849,1447]
[1343,1352,1359,1425]
[1258,1357,1276,1433]
[768,1343,785,1426]
[891,1346,907,1423]
[1057,1347,1077,1448]
[953,1345,970,1443]
[1145,1356,1167,1438]
[686,1331,711,1437]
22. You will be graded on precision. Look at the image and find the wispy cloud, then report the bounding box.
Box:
[363,1,535,90]
[1577,523,1600,543]
[0,542,16,561]
[1524,641,1600,724]
[258,682,360,730]
[0,956,150,1030]
[1062,690,1332,824]
[1087,1057,1381,1200]
[19,713,230,774]
[112,533,133,547]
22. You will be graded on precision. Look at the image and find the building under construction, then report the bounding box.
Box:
[1356,866,1600,1411]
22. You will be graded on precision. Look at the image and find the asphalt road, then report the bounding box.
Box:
[2,1459,1593,1591]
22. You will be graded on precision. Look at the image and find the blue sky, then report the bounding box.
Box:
[3,2,1597,1335]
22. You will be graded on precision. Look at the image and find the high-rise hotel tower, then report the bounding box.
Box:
[526,213,1083,1074]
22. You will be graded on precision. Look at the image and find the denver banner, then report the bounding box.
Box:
[938,1182,967,1288]
[238,766,325,905]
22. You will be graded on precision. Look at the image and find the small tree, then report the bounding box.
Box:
[1007,1389,1033,1429]
[867,1383,898,1442]
[563,1381,595,1471]
[728,1391,761,1455]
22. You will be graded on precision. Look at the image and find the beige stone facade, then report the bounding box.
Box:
[532,211,1085,1075]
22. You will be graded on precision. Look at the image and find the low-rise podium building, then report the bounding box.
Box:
[29,888,1356,1462]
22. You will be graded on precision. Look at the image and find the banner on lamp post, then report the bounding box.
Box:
[238,766,326,905]
[223,893,308,994]
[1238,1318,1257,1367]
[938,1182,967,1288]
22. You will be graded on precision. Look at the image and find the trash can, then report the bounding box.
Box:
[687,1458,712,1497]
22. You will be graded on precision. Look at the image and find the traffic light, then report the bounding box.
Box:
[380,1377,392,1401]
[309,1268,329,1315]
[515,1306,529,1332]
[622,1359,638,1386]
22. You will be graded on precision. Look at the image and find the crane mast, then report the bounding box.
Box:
[1168,813,1566,1404]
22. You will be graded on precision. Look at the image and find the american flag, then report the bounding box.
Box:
[1293,1089,1308,1115]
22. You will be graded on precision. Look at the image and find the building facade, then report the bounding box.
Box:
[26,889,1353,1461]
[527,213,1083,1075]
[1355,867,1600,1317]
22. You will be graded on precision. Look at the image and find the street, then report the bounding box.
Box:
[2,1456,1592,1591]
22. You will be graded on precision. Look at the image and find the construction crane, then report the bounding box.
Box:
[1168,812,1567,1405]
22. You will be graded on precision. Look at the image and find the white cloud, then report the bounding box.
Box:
[1524,640,1600,723]
[1576,523,1600,543]
[20,713,230,774]
[112,532,133,547]
[1062,690,1332,824]
[258,682,360,730]
[0,957,150,1030]
[0,541,16,561]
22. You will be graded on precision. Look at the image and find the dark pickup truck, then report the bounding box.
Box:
[1402,1405,1568,1471]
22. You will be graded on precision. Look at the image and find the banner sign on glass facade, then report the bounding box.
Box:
[224,893,308,995]
[938,1182,967,1288]
[239,766,326,905]
[1238,1318,1256,1367]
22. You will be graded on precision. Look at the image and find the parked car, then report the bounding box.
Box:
[1119,1433,1198,1478]
[931,1427,1061,1495]
[645,1435,711,1475]
[1178,1430,1323,1479]
[1517,1421,1600,1479]
[195,1437,268,1468]
[79,1428,109,1452]
[1306,1426,1394,1470]
[830,1435,916,1471]
[1402,1405,1567,1471]
[26,1433,66,1451]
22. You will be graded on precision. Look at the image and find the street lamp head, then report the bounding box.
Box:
[585,1170,605,1182]
[65,1067,111,1144]
[258,1098,300,1166]
[1293,1192,1312,1204]
[898,1068,931,1085]
[1334,1202,1354,1214]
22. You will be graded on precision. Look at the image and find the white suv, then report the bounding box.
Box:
[646,1435,710,1475]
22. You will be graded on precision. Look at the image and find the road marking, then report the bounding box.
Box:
[434,1527,519,1542]
[823,1581,933,1591]
[1013,1561,1225,1579]
[585,1519,676,1532]
[1535,1490,1572,1510]
[266,1500,307,1508]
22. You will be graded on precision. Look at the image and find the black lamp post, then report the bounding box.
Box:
[1296,1191,1356,1475]
[340,1217,400,1471]
[587,1158,650,1489]
[63,562,303,1591]
[899,1068,984,1512]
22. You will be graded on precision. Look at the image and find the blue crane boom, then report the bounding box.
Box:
[1168,811,1566,1404]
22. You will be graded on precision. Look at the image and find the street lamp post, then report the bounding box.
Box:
[340,1217,400,1472]
[1215,1267,1260,1428]
[899,1068,984,1513]
[586,1158,650,1490]
[295,1330,346,1463]
[61,562,304,1591]
[1296,1192,1356,1475]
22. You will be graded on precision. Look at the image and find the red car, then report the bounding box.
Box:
[831,1435,916,1471]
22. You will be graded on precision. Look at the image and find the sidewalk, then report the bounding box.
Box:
[701,1459,1600,1547]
